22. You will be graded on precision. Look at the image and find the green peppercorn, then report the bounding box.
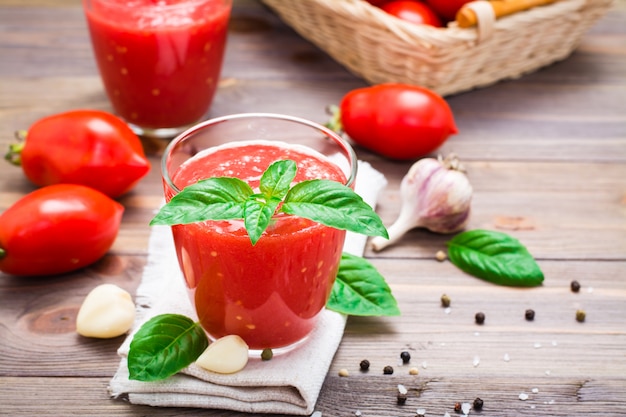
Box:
[261,348,273,361]
[571,280,581,292]
[475,312,485,325]
[576,309,586,322]
[359,359,370,371]
[473,397,484,410]
[400,351,411,364]
[525,309,535,321]
[441,293,451,308]
[383,365,394,375]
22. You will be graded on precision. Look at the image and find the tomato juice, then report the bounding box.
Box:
[83,0,231,133]
[166,141,348,350]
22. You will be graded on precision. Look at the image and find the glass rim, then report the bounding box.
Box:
[161,112,359,194]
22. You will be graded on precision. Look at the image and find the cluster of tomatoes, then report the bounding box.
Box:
[0,110,151,277]
[367,0,473,27]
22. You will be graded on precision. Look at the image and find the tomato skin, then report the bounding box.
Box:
[17,109,150,198]
[339,83,458,160]
[424,0,473,22]
[0,184,124,277]
[381,0,443,27]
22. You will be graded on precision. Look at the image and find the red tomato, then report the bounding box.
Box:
[381,0,443,27]
[365,0,391,6]
[0,184,124,276]
[336,83,458,160]
[425,0,473,22]
[7,109,150,198]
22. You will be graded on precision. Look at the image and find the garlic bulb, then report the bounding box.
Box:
[371,155,472,251]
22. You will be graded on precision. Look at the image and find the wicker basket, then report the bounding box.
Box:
[260,0,615,96]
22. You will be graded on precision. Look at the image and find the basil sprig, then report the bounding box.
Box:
[327,253,400,316]
[446,229,544,287]
[128,254,400,382]
[128,314,209,381]
[151,160,388,245]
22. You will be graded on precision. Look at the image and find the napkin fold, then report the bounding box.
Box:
[109,160,387,415]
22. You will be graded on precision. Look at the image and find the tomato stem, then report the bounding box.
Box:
[324,105,343,133]
[0,248,5,260]
[5,130,27,166]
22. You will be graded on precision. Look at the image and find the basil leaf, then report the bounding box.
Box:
[281,180,388,238]
[259,160,297,201]
[150,177,253,226]
[327,253,400,316]
[128,314,209,382]
[446,229,544,287]
[243,197,280,245]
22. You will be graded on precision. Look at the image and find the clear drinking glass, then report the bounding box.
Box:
[83,0,232,139]
[160,113,358,352]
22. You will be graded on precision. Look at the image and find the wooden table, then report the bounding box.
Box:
[1,1,625,416]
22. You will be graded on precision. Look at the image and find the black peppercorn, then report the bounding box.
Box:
[571,280,581,293]
[359,359,370,371]
[383,365,394,375]
[261,348,273,361]
[441,293,451,307]
[400,351,411,364]
[397,392,407,405]
[454,402,462,412]
[525,309,535,321]
[475,312,485,325]
[473,397,484,410]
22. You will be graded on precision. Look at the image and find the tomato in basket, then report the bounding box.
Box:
[425,0,473,22]
[380,0,443,27]
[327,83,458,161]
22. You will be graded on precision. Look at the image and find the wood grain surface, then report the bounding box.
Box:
[1,1,625,416]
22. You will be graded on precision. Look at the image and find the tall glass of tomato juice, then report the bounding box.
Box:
[161,113,358,352]
[83,0,232,139]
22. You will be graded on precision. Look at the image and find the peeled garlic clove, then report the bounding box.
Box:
[371,155,472,251]
[76,284,135,338]
[196,335,249,374]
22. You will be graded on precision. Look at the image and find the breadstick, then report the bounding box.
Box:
[456,0,559,28]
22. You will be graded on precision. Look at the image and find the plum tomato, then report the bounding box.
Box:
[381,0,443,27]
[424,0,473,22]
[6,109,150,198]
[331,83,458,160]
[0,184,124,277]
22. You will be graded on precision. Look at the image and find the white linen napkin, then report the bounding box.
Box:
[109,160,387,415]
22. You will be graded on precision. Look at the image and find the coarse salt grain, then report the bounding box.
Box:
[519,393,529,401]
[503,353,510,362]
[398,384,408,395]
[354,410,361,417]
[422,361,428,369]
[461,402,471,414]
[534,342,542,349]
[312,412,322,417]
[473,356,480,367]
[532,388,539,394]
[444,413,451,417]
[444,307,451,315]
[416,408,426,416]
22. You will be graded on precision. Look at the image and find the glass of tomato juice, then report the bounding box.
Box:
[83,0,232,139]
[160,113,358,352]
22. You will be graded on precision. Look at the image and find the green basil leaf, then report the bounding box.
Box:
[150,177,253,226]
[327,253,400,316]
[446,229,544,287]
[243,197,280,245]
[259,159,297,201]
[128,314,209,382]
[281,180,388,238]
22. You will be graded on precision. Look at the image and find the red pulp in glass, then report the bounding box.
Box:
[167,142,347,349]
[84,0,230,129]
